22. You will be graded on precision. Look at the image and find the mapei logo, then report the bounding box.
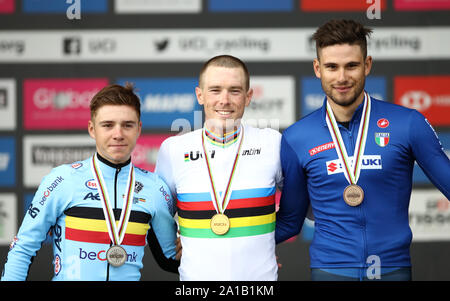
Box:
[326,155,382,175]
[85,179,97,190]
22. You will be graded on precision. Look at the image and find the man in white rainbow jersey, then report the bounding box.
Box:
[156,55,283,280]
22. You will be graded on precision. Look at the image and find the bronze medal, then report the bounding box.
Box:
[106,245,127,267]
[343,184,364,207]
[210,213,230,235]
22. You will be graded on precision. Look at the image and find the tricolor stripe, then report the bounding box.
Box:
[177,187,276,238]
[64,207,150,246]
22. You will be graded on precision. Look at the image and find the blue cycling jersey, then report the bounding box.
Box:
[1,154,178,281]
[276,95,450,269]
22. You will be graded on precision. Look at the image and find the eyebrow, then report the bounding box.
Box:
[98,120,137,125]
[323,61,361,67]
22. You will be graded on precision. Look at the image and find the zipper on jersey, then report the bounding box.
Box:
[344,123,369,274]
[106,166,122,281]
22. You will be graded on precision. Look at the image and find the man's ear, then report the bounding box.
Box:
[313,58,321,79]
[195,86,204,105]
[88,120,95,139]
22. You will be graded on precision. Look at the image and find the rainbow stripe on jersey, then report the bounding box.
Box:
[177,187,276,238]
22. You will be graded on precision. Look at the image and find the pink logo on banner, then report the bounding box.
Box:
[0,0,15,13]
[132,134,173,172]
[23,78,109,130]
[394,0,450,10]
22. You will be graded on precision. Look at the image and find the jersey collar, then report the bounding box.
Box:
[204,125,242,148]
[95,153,132,179]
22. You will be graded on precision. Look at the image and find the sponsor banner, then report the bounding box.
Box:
[209,0,293,12]
[409,189,450,241]
[0,0,15,13]
[413,133,450,185]
[1,28,449,63]
[0,193,17,246]
[394,0,450,10]
[132,134,173,172]
[23,0,107,13]
[242,76,295,130]
[301,0,386,11]
[23,78,109,130]
[117,78,201,131]
[115,0,201,13]
[0,137,15,187]
[0,79,16,130]
[23,135,95,187]
[394,76,450,126]
[1,28,450,63]
[326,155,382,176]
[0,29,310,62]
[300,76,386,117]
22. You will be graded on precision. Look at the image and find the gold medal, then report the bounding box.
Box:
[106,245,127,267]
[343,184,364,207]
[210,213,230,235]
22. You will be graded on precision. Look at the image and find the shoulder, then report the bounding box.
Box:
[370,98,424,124]
[283,109,323,141]
[244,125,281,141]
[160,129,201,149]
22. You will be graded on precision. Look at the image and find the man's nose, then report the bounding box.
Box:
[112,125,124,139]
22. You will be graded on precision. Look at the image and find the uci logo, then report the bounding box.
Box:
[85,179,97,190]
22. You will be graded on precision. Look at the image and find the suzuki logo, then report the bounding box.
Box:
[327,162,337,172]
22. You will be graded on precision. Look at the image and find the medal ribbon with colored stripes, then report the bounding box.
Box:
[91,155,135,246]
[201,126,244,215]
[325,92,371,185]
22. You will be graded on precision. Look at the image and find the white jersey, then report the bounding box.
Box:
[155,124,283,281]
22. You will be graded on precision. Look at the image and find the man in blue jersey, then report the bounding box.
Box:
[276,19,450,281]
[1,83,180,281]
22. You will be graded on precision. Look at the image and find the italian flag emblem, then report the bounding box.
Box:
[375,132,390,147]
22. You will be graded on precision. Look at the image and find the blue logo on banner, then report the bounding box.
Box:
[413,132,450,185]
[0,137,15,187]
[300,76,386,117]
[23,0,107,13]
[209,0,293,12]
[117,78,201,131]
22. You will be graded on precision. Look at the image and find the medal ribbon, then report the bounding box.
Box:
[325,92,371,185]
[201,126,244,214]
[91,155,135,246]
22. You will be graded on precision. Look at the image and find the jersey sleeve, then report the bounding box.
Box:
[272,129,284,190]
[409,110,450,199]
[275,134,310,244]
[1,167,71,281]
[155,137,177,200]
[147,176,179,273]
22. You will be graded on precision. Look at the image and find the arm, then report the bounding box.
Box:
[1,168,69,280]
[147,177,179,274]
[409,111,450,199]
[275,134,310,244]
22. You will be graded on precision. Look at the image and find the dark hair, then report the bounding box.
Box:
[198,55,250,91]
[90,83,141,120]
[312,19,373,59]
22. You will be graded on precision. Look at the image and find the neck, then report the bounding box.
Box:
[96,153,131,169]
[204,120,241,138]
[328,92,365,123]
